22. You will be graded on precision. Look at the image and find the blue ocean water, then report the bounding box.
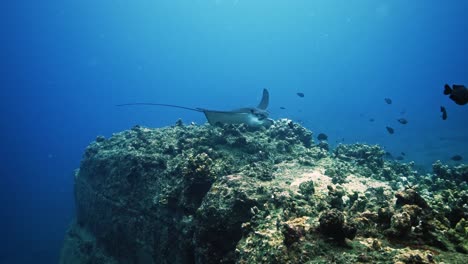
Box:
[1,1,467,263]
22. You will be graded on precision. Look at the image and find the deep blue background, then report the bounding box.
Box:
[1,1,467,263]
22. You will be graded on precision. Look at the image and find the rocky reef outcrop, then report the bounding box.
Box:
[60,119,467,264]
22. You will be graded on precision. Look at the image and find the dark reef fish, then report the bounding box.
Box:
[369,118,375,122]
[444,84,468,105]
[117,89,274,127]
[317,133,328,141]
[384,152,405,161]
[397,118,408,125]
[451,155,463,161]
[386,126,394,134]
[280,107,286,110]
[401,152,406,156]
[384,98,392,104]
[440,106,447,120]
[297,92,305,98]
[395,156,404,161]
[384,152,394,159]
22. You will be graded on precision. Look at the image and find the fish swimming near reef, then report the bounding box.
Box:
[384,98,392,104]
[395,156,404,161]
[440,106,447,120]
[297,92,305,98]
[384,152,394,159]
[117,89,274,127]
[451,155,463,161]
[317,133,328,141]
[386,126,394,134]
[444,84,468,105]
[397,118,408,125]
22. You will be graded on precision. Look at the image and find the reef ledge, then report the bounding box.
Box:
[60,119,467,264]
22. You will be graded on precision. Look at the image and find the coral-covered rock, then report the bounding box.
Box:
[318,209,356,242]
[298,180,315,197]
[395,188,429,209]
[395,251,430,264]
[281,217,309,246]
[432,160,468,182]
[267,119,313,148]
[59,122,468,264]
[317,140,329,151]
[450,218,468,253]
[401,204,423,226]
[390,212,412,236]
[193,174,261,264]
[326,185,345,210]
[334,143,384,169]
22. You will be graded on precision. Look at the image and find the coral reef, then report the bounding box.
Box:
[60,119,467,263]
[318,208,356,243]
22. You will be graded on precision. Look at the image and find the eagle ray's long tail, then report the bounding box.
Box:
[116,103,202,112]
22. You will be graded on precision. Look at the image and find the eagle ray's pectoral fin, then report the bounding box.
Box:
[257,89,269,110]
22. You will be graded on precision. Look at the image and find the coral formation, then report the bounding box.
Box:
[318,208,356,243]
[60,119,467,263]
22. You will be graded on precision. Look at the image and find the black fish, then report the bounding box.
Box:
[386,126,394,134]
[384,152,394,159]
[384,98,392,104]
[401,152,406,156]
[444,84,468,105]
[451,155,463,161]
[440,106,447,120]
[280,107,286,110]
[369,118,375,122]
[317,133,328,141]
[397,118,408,125]
[297,92,305,98]
[395,156,404,161]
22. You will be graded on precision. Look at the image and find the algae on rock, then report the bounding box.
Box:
[60,119,468,264]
